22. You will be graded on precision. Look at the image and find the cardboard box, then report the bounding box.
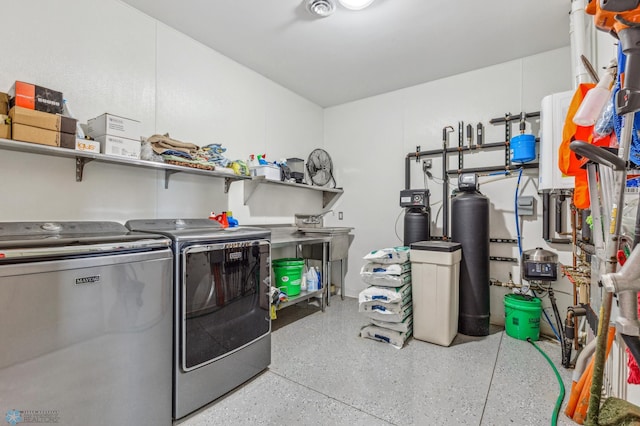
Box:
[0,114,10,139]
[0,92,8,115]
[95,135,141,159]
[12,123,75,148]
[8,81,64,114]
[0,114,11,139]
[9,106,77,134]
[87,113,141,140]
[75,138,100,153]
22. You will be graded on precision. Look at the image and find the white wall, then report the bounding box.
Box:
[324,47,576,330]
[0,0,324,224]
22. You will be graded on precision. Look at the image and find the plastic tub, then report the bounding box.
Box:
[510,134,536,164]
[504,294,542,341]
[272,258,304,296]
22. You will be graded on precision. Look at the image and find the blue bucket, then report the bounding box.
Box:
[510,134,536,164]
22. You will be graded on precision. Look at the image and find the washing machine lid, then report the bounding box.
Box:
[125,219,270,242]
[0,221,170,257]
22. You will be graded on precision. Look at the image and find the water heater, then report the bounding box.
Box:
[539,91,575,191]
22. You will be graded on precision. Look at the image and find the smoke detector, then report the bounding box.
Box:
[306,0,336,18]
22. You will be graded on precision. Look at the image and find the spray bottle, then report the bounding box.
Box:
[573,63,616,127]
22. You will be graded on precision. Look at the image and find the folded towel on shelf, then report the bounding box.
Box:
[148,134,199,156]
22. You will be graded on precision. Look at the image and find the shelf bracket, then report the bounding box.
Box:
[243,180,260,204]
[224,177,234,193]
[164,170,179,189]
[75,157,94,182]
[323,191,340,209]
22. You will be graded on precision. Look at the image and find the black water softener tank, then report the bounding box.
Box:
[400,189,430,246]
[451,174,490,336]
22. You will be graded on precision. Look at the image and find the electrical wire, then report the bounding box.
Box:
[394,208,404,244]
[527,338,566,426]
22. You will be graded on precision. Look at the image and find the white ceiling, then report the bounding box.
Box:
[120,0,571,107]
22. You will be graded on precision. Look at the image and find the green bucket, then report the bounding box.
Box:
[504,294,542,341]
[272,258,304,297]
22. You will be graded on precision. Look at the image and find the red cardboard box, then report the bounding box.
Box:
[8,81,63,114]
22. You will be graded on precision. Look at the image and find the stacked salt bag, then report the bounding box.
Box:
[358,247,412,349]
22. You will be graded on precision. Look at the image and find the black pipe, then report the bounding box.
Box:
[446,163,538,175]
[563,307,586,368]
[622,334,640,368]
[549,289,569,367]
[405,156,410,190]
[443,145,448,238]
[576,240,596,255]
[489,111,540,124]
[548,238,572,245]
[564,316,574,368]
[543,192,550,241]
[555,195,565,234]
[406,140,539,160]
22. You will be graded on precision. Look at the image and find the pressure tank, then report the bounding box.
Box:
[404,208,430,247]
[452,190,490,336]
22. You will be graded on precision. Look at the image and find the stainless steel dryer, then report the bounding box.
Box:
[0,221,173,426]
[125,219,271,419]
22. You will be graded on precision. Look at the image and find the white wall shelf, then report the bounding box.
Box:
[242,176,343,209]
[0,138,250,191]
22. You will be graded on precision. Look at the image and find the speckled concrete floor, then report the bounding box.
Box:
[177,297,575,426]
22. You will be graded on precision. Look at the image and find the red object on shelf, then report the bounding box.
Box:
[209,211,229,228]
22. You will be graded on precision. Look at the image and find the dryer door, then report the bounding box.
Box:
[181,239,270,371]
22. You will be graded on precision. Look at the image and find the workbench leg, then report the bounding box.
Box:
[323,241,328,310]
[340,259,345,300]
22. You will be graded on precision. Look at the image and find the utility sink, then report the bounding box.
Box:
[299,227,353,261]
[298,226,353,235]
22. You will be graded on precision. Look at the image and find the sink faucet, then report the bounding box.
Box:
[301,210,333,225]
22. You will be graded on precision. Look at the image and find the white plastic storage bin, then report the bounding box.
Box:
[250,165,281,181]
[410,241,462,346]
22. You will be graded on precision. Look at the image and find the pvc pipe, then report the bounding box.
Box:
[570,0,589,87]
[572,336,597,382]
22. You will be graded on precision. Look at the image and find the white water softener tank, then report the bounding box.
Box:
[410,241,462,346]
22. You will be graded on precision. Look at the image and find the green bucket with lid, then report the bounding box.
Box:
[504,294,542,341]
[272,258,304,297]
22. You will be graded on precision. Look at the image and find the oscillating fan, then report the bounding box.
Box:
[306,148,336,188]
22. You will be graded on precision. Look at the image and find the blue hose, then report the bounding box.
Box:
[515,167,523,256]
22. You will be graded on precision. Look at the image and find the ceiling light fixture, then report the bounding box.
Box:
[338,0,375,10]
[306,0,336,18]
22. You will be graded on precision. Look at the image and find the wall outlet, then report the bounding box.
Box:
[423,159,432,170]
[338,212,343,220]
